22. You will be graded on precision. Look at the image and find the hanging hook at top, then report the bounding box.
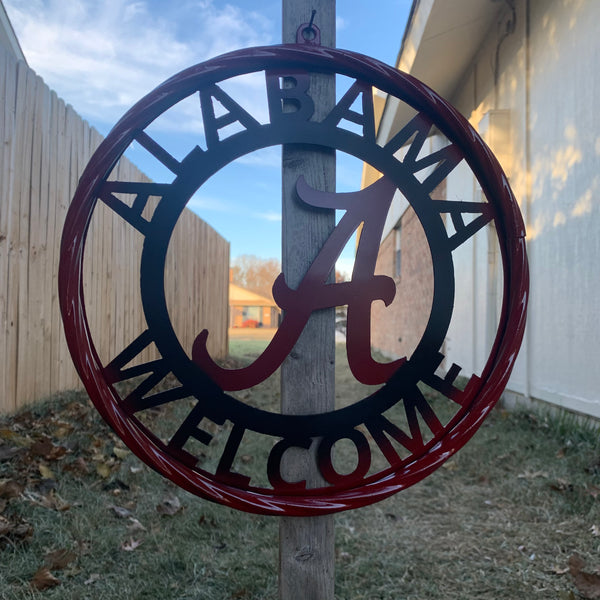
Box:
[296,9,321,46]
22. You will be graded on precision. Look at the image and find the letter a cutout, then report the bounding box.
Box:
[193,176,404,390]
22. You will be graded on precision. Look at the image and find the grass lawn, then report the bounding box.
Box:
[1,341,599,599]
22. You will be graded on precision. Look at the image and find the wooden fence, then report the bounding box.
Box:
[0,45,229,414]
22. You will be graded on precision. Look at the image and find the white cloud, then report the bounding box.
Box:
[237,146,281,168]
[256,211,281,222]
[336,16,348,31]
[187,194,236,213]
[4,0,275,129]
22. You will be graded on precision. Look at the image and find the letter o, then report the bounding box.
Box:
[317,429,371,485]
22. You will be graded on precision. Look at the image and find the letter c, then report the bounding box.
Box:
[267,437,312,491]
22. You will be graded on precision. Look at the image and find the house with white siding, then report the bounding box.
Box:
[369,0,600,419]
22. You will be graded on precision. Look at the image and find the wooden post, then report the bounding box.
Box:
[280,2,336,599]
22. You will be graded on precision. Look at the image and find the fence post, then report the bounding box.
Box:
[280,1,336,599]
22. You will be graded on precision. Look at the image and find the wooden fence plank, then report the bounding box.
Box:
[44,90,60,399]
[49,94,68,396]
[27,74,45,403]
[13,62,35,409]
[34,77,53,399]
[0,48,16,411]
[5,54,20,410]
[0,47,230,414]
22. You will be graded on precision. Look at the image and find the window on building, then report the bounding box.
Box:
[394,222,402,278]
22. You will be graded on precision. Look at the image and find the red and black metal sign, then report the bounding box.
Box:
[59,43,528,515]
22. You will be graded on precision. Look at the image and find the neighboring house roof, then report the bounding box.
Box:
[0,0,27,63]
[379,0,504,142]
[229,283,278,308]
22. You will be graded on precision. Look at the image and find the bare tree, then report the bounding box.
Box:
[231,255,281,300]
[231,256,350,302]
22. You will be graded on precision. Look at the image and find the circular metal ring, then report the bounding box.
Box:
[59,44,528,515]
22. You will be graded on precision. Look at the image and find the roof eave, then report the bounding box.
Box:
[378,0,504,143]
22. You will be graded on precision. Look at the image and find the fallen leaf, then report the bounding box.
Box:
[49,493,71,511]
[518,470,549,480]
[442,460,458,471]
[103,479,130,493]
[553,564,571,575]
[38,464,55,480]
[84,573,101,585]
[121,538,142,551]
[91,438,104,449]
[30,567,60,591]
[30,437,54,458]
[550,478,574,492]
[0,445,23,461]
[96,462,112,479]
[90,449,106,461]
[44,549,77,570]
[113,446,129,460]
[0,515,33,542]
[156,493,182,516]
[0,429,20,441]
[569,553,600,599]
[591,525,600,537]
[24,490,70,512]
[52,423,74,439]
[0,479,24,499]
[127,517,146,532]
[62,456,89,476]
[109,505,133,519]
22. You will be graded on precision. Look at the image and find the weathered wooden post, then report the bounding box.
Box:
[280,2,336,599]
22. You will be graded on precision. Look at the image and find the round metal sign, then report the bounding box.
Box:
[59,44,528,515]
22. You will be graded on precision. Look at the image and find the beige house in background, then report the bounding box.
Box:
[369,0,600,418]
[229,283,280,328]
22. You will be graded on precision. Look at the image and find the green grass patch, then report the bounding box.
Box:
[228,338,271,366]
[1,341,599,598]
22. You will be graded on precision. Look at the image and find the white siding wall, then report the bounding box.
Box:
[444,0,600,417]
[444,161,495,380]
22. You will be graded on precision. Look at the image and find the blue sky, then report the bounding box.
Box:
[5,0,411,274]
